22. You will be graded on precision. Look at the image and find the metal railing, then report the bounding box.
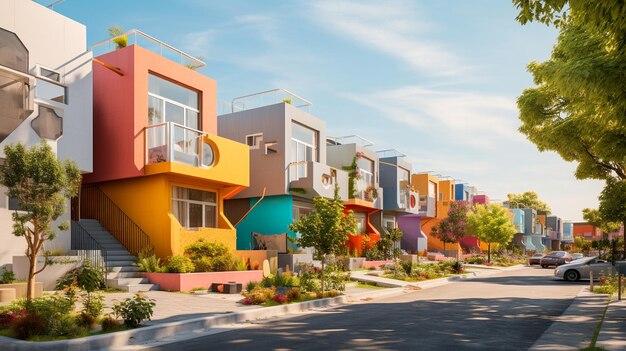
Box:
[80,186,153,256]
[71,220,107,276]
[145,122,213,168]
[90,29,205,70]
[221,89,313,114]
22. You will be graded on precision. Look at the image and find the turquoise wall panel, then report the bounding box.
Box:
[235,195,295,250]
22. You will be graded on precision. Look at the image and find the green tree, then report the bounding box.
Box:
[515,2,626,182]
[467,204,516,263]
[0,142,81,300]
[582,208,621,234]
[432,201,471,255]
[506,191,551,213]
[377,226,404,260]
[289,187,356,295]
[598,178,626,257]
[574,236,592,255]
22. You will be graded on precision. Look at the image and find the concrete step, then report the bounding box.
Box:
[125,284,159,293]
[106,255,136,262]
[107,277,149,289]
[107,260,137,267]
[107,271,140,279]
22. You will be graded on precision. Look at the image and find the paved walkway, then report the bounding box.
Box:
[101,284,394,326]
[597,298,626,350]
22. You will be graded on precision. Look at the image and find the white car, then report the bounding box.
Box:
[554,256,614,281]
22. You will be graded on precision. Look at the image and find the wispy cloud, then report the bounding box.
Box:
[345,86,521,148]
[182,29,216,57]
[309,0,468,77]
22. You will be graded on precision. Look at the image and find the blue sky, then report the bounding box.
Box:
[43,0,604,221]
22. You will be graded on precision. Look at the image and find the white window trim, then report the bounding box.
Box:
[148,92,200,127]
[172,189,218,229]
[246,133,263,150]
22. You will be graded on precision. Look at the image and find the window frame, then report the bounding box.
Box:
[246,133,263,150]
[171,186,218,229]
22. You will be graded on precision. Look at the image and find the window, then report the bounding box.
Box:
[172,186,217,228]
[357,156,375,190]
[148,74,199,129]
[428,181,436,198]
[31,105,62,140]
[383,215,396,230]
[439,192,443,201]
[354,213,367,234]
[292,202,314,220]
[8,196,23,211]
[290,122,318,179]
[36,79,66,104]
[246,133,263,149]
[398,167,410,208]
[38,67,60,82]
[0,28,28,74]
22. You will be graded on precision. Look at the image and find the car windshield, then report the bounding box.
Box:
[576,257,597,264]
[546,252,565,257]
[533,254,543,257]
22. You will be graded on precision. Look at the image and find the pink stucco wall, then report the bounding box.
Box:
[144,270,263,292]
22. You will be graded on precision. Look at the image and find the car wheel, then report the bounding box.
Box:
[564,270,580,281]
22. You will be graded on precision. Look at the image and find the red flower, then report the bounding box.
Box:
[272,294,288,304]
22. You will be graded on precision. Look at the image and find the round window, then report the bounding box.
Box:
[410,195,416,209]
[202,143,214,167]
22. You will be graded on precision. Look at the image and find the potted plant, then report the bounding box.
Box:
[108,25,128,49]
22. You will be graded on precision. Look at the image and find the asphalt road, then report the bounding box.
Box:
[148,266,586,351]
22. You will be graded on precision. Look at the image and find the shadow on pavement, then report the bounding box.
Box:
[148,295,578,351]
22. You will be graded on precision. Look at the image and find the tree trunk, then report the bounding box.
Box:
[487,243,491,263]
[623,220,626,260]
[27,254,36,301]
[443,241,446,255]
[320,255,325,297]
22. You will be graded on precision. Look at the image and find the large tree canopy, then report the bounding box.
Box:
[582,208,621,234]
[467,204,516,263]
[514,1,626,181]
[506,191,551,213]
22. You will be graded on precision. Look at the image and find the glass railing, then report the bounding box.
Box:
[91,29,205,70]
[145,122,214,167]
[221,89,313,114]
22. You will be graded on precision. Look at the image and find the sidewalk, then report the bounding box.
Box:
[597,298,626,350]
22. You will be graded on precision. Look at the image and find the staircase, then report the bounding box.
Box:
[78,219,159,292]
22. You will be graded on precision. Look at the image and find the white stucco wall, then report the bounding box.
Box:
[0,0,92,266]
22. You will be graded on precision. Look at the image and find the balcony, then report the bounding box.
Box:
[143,122,249,187]
[221,89,312,115]
[91,29,205,70]
[288,161,348,200]
[418,195,436,217]
[398,189,420,214]
[146,122,213,168]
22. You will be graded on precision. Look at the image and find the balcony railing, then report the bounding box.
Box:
[221,89,313,114]
[91,29,206,70]
[145,122,214,168]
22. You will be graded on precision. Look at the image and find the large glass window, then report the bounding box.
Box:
[290,122,318,179]
[428,181,436,198]
[172,186,217,228]
[148,74,199,128]
[398,167,410,208]
[0,28,28,74]
[354,213,367,234]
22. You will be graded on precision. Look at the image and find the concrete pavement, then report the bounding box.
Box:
[597,298,626,350]
[146,267,587,351]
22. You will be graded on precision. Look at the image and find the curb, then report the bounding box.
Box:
[529,287,610,351]
[0,295,349,351]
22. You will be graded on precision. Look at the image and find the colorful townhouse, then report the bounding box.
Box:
[509,209,531,251]
[79,29,249,262]
[536,210,551,249]
[0,0,93,266]
[546,215,562,250]
[375,150,420,250]
[326,135,383,255]
[561,220,574,247]
[454,183,475,202]
[407,173,448,254]
[219,90,348,251]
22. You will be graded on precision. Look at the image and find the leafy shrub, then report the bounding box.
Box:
[241,286,275,305]
[323,263,350,292]
[297,263,321,293]
[112,293,156,328]
[55,260,105,292]
[166,255,194,273]
[0,310,24,329]
[12,311,45,339]
[108,25,128,49]
[136,252,164,273]
[184,240,229,261]
[81,292,104,318]
[101,315,121,332]
[0,266,16,284]
[76,312,97,329]
[48,314,87,338]
[262,272,298,288]
[246,281,260,292]
[465,255,486,264]
[400,261,413,275]
[286,287,301,302]
[241,297,253,305]
[272,294,288,304]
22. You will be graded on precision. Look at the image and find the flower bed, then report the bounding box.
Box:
[363,260,396,269]
[144,270,264,292]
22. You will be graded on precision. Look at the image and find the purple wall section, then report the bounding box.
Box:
[398,215,426,253]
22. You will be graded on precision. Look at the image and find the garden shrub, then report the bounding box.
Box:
[184,240,229,261]
[0,266,16,284]
[400,261,413,275]
[55,260,105,292]
[136,252,165,273]
[11,311,45,340]
[465,255,486,264]
[262,271,298,288]
[272,294,288,304]
[112,293,156,328]
[286,287,301,302]
[184,240,240,272]
[166,255,195,273]
[246,281,260,292]
[101,315,121,332]
[241,286,275,305]
[81,292,104,318]
[48,314,87,338]
[76,312,97,329]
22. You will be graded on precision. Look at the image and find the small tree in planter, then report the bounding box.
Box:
[289,187,356,295]
[431,201,470,255]
[0,142,81,300]
[467,204,516,263]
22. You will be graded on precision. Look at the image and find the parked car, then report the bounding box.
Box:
[554,256,614,281]
[571,253,584,261]
[540,251,572,268]
[529,253,545,266]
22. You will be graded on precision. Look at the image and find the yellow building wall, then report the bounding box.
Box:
[98,174,239,258]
